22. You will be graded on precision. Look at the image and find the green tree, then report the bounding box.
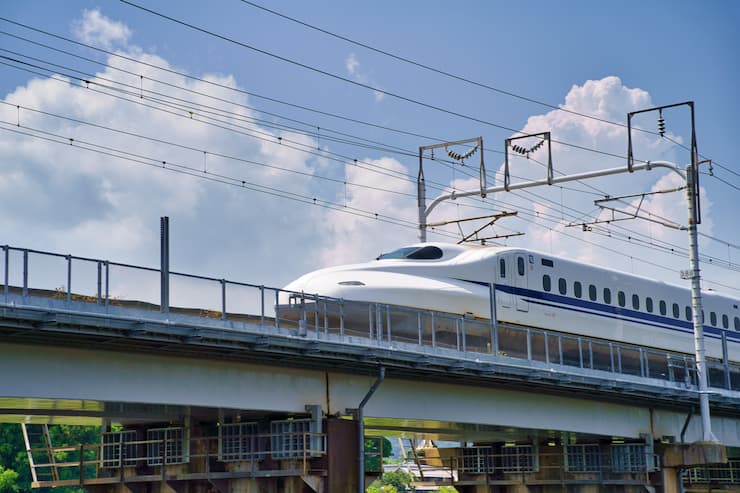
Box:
[0,425,29,493]
[378,469,413,492]
[0,423,101,493]
[366,481,397,493]
[364,437,394,472]
[0,466,19,493]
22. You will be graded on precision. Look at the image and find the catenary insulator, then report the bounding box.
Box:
[658,110,666,137]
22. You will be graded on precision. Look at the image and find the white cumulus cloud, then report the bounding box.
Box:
[344,52,385,103]
[72,9,132,49]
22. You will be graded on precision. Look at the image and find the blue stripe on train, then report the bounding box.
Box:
[457,278,739,343]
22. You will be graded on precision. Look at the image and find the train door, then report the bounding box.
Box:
[514,254,529,312]
[497,256,512,308]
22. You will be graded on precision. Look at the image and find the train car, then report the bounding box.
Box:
[283,243,740,363]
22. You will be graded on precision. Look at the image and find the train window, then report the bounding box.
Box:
[618,291,626,307]
[710,312,717,327]
[541,258,554,267]
[406,246,444,260]
[499,258,506,279]
[603,288,612,304]
[378,246,443,260]
[589,284,597,301]
[558,278,567,295]
[632,294,640,310]
[542,275,551,292]
[685,306,692,321]
[673,303,680,318]
[735,317,740,331]
[574,282,582,298]
[517,257,525,276]
[659,300,667,316]
[646,297,653,313]
[722,314,728,329]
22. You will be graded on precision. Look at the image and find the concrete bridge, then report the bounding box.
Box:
[1,244,739,492]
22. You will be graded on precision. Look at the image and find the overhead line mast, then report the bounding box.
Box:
[417,102,717,445]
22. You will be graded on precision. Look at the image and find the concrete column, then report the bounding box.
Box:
[226,462,264,493]
[661,466,681,493]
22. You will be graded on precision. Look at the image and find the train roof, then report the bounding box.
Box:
[375,242,737,301]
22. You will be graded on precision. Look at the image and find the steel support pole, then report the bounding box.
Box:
[358,366,385,493]
[685,164,714,442]
[418,148,426,242]
[489,283,498,355]
[160,216,170,314]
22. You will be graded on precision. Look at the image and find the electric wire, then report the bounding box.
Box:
[0,33,425,160]
[140,2,740,191]
[3,49,599,202]
[116,1,646,165]
[0,19,450,144]
[0,121,468,240]
[237,0,685,143]
[0,100,417,199]
[497,189,740,273]
[0,57,448,192]
[2,17,739,281]
[0,46,505,193]
[3,115,738,291]
[709,173,740,193]
[3,15,735,194]
[0,20,688,200]
[4,55,736,280]
[5,53,738,275]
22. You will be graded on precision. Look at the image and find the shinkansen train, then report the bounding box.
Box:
[284,243,740,363]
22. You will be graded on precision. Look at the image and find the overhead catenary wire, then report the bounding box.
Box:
[233,2,740,189]
[0,48,495,193]
[471,187,740,274]
[0,57,447,191]
[0,100,417,199]
[2,57,736,284]
[0,19,450,143]
[5,15,731,177]
[3,14,736,194]
[1,20,710,200]
[0,34,424,159]
[2,49,599,202]
[5,52,740,278]
[6,118,737,294]
[115,1,647,165]
[4,108,739,292]
[1,75,736,282]
[1,44,668,215]
[242,0,740,182]
[0,44,605,199]
[2,15,736,286]
[237,0,657,134]
[0,121,467,239]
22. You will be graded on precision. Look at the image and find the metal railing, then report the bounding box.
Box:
[27,431,327,487]
[2,244,739,391]
[684,459,740,484]
[395,445,664,487]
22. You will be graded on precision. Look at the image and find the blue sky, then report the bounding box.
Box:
[1,0,738,298]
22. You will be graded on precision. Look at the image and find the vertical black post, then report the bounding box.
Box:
[489,283,498,355]
[160,216,170,314]
[3,246,9,300]
[22,250,28,297]
[722,331,730,390]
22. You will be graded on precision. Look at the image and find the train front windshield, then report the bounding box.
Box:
[376,245,444,260]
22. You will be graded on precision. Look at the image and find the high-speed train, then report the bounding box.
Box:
[284,243,740,362]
